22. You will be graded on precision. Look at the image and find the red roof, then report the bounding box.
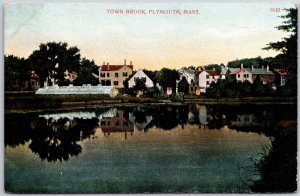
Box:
[31,71,39,79]
[71,71,78,75]
[206,70,219,76]
[101,65,133,71]
[195,70,219,76]
[230,69,242,75]
[273,69,288,76]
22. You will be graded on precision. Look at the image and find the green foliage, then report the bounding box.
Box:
[133,78,147,91]
[263,7,297,96]
[28,41,81,86]
[146,86,160,98]
[251,125,297,192]
[156,68,179,92]
[206,79,275,98]
[177,77,189,94]
[203,64,222,73]
[227,57,263,68]
[5,55,31,90]
[143,69,158,84]
[73,58,99,86]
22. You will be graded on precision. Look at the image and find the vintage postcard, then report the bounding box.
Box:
[4,1,297,193]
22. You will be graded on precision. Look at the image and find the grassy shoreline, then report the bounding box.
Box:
[5,92,297,113]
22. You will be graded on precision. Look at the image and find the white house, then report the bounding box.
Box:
[196,70,220,93]
[128,69,154,88]
[178,69,195,84]
[229,64,253,83]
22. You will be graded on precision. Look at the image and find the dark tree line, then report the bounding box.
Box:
[5,41,99,90]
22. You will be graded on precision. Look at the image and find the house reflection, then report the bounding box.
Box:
[128,107,153,132]
[99,109,134,139]
[230,114,259,127]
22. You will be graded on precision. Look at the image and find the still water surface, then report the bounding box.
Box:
[5,104,296,193]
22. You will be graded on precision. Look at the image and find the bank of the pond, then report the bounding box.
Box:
[5,92,297,113]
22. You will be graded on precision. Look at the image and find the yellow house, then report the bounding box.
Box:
[99,59,133,92]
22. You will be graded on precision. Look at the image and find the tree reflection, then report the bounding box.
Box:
[5,112,99,162]
[5,114,34,147]
[250,125,297,192]
[152,106,180,130]
[29,118,98,162]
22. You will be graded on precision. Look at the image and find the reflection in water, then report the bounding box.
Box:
[5,104,297,193]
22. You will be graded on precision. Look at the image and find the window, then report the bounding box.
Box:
[101,121,106,126]
[123,122,128,126]
[206,75,209,79]
[238,74,240,78]
[115,73,118,77]
[123,72,128,77]
[107,73,110,77]
[114,81,119,86]
[191,79,194,83]
[106,80,111,86]
[31,81,35,85]
[107,121,110,126]
[115,121,119,126]
[100,73,105,77]
[191,87,193,92]
[116,113,119,117]
[206,81,209,85]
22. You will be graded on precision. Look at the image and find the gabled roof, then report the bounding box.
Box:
[273,69,288,76]
[196,70,219,76]
[206,70,219,76]
[181,69,195,75]
[230,69,242,75]
[100,65,133,71]
[249,68,274,75]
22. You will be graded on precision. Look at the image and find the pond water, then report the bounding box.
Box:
[5,104,297,193]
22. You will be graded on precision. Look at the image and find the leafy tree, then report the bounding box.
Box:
[73,58,99,86]
[133,78,147,91]
[227,57,263,68]
[28,42,81,86]
[146,86,160,98]
[156,68,179,92]
[177,76,189,94]
[143,69,158,84]
[5,55,31,90]
[203,64,221,73]
[123,73,134,93]
[263,7,297,95]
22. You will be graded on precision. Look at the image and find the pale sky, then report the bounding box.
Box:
[4,2,293,70]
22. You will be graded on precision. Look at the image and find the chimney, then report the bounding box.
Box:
[130,61,132,65]
[124,59,126,66]
[107,62,109,70]
[103,61,105,65]
[251,65,254,70]
[241,64,243,69]
[267,65,269,72]
[213,68,215,71]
